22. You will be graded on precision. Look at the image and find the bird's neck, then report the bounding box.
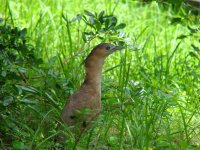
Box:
[84,66,102,86]
[83,56,105,92]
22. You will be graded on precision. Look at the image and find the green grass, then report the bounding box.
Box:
[0,0,200,149]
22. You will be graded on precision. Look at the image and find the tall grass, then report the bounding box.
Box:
[0,0,199,149]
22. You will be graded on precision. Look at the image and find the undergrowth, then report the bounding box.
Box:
[0,0,199,149]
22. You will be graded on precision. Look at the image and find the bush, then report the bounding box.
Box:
[0,20,42,147]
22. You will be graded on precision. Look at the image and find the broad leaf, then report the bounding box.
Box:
[84,10,94,17]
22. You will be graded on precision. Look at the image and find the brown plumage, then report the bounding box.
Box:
[59,43,124,142]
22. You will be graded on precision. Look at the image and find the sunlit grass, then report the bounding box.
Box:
[0,0,199,149]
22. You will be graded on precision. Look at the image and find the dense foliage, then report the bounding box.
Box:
[0,0,199,149]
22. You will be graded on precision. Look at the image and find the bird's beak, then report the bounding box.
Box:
[110,45,125,52]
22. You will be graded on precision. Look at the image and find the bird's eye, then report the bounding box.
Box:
[106,46,110,50]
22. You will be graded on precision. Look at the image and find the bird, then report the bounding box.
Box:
[188,0,200,6]
[58,43,125,144]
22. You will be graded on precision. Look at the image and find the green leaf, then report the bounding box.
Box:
[49,56,57,66]
[177,35,188,39]
[45,92,59,109]
[84,10,94,17]
[189,51,199,60]
[108,136,118,146]
[170,17,182,24]
[115,23,126,30]
[1,70,6,77]
[119,30,126,37]
[82,32,87,42]
[105,19,110,29]
[188,26,198,33]
[13,141,27,150]
[62,13,68,22]
[81,15,87,22]
[99,11,105,18]
[95,20,101,31]
[20,98,37,105]
[89,31,94,36]
[191,44,200,52]
[97,36,104,40]
[111,16,117,24]
[98,10,105,23]
[3,96,14,106]
[18,67,28,73]
[89,16,94,25]
[15,85,39,94]
[71,14,82,22]
[20,28,27,38]
[76,107,92,116]
[76,14,82,21]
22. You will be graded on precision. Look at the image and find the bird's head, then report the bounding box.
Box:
[92,43,125,58]
[83,43,125,67]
